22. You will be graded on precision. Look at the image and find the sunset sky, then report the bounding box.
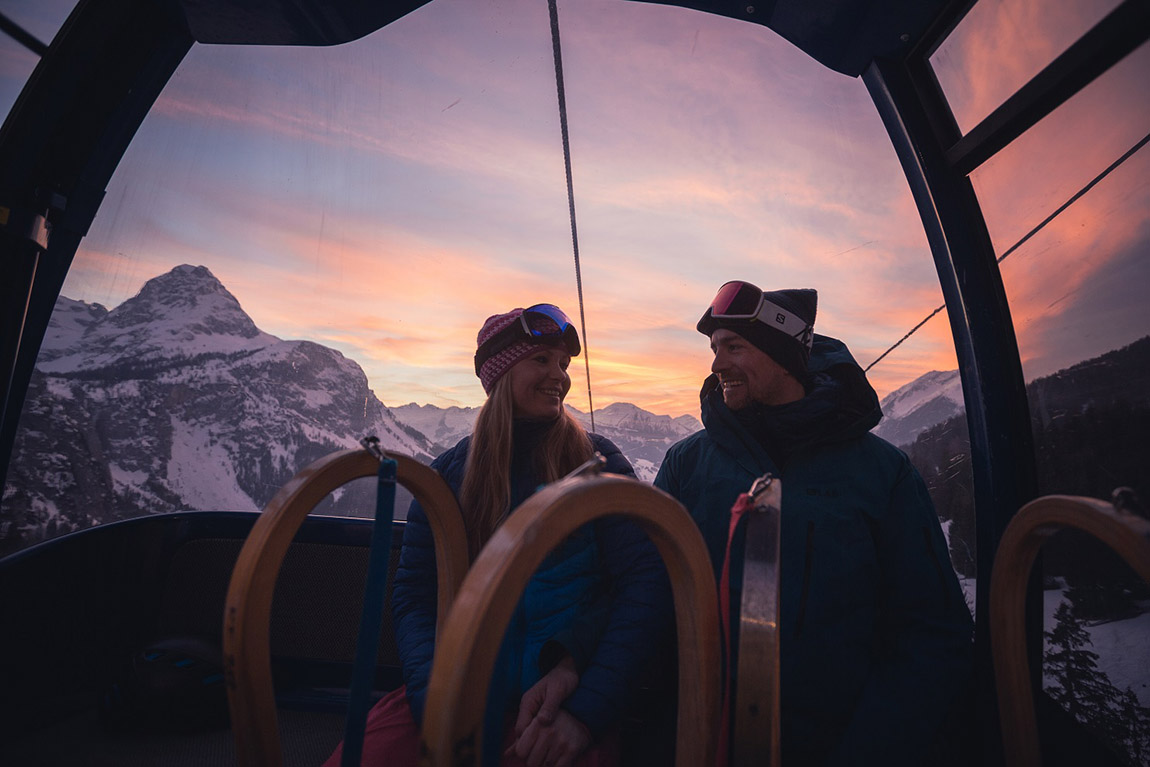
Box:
[3,0,1147,419]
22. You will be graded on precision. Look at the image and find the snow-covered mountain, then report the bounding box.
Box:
[35,265,281,373]
[1,264,703,553]
[874,369,964,448]
[392,401,700,483]
[391,403,481,455]
[569,403,701,482]
[2,265,434,554]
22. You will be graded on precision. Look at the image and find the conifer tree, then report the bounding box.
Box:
[1044,602,1150,765]
[1045,603,1109,721]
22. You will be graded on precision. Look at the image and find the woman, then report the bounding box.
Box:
[325,304,672,767]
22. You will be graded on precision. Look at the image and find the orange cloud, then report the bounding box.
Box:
[54,0,1147,422]
[932,0,1122,132]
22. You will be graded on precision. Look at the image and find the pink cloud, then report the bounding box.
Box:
[55,0,1146,420]
[932,0,1123,132]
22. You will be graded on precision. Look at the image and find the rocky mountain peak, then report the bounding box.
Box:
[37,296,110,362]
[105,264,263,340]
[880,369,962,421]
[4,265,438,554]
[874,369,964,448]
[37,265,278,373]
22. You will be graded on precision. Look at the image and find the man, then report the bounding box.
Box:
[654,280,973,765]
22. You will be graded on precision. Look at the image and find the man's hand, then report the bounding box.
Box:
[510,709,591,767]
[514,655,579,736]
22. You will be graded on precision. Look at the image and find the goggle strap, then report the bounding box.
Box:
[474,332,520,376]
[474,308,580,375]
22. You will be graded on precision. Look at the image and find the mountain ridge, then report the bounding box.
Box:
[14,262,1140,557]
[874,335,1150,449]
[3,264,702,552]
[392,399,701,483]
[2,265,432,554]
[874,369,964,448]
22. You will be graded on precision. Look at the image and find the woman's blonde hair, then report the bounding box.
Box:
[458,373,592,558]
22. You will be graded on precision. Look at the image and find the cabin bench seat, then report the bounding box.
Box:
[0,511,404,766]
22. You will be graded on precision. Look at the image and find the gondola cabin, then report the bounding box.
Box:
[1,0,1148,765]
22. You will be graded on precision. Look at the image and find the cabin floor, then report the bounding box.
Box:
[2,707,345,766]
[0,513,396,767]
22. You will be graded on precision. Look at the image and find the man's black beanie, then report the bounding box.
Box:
[697,287,818,380]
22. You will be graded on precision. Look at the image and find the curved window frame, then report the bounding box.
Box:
[1,0,1146,761]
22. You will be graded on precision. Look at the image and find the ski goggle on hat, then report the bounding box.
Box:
[473,303,581,376]
[704,280,814,350]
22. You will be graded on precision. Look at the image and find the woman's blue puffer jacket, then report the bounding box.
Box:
[393,419,673,740]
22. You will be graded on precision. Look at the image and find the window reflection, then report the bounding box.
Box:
[0,29,40,120]
[971,42,1150,378]
[0,0,77,46]
[930,0,1123,134]
[969,41,1150,257]
[969,29,1150,762]
[1,0,965,609]
[1041,530,1150,761]
[1,0,81,129]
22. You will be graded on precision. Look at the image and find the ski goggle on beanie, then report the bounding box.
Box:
[699,280,815,351]
[474,304,581,394]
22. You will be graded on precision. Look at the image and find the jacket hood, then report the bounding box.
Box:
[700,333,882,458]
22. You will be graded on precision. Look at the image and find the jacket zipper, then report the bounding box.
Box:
[923,527,952,610]
[795,520,815,636]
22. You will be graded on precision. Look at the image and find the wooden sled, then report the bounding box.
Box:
[732,476,782,767]
[990,494,1150,767]
[420,466,722,767]
[224,447,467,767]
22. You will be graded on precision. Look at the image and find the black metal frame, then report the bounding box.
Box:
[1,0,1147,762]
[946,0,1150,175]
[0,10,49,56]
[862,1,1149,760]
[0,0,193,482]
[864,55,1036,764]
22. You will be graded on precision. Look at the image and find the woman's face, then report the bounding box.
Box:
[508,346,572,420]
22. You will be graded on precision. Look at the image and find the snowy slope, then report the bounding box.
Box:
[874,369,964,447]
[3,265,434,554]
[391,403,479,453]
[567,402,700,480]
[389,401,701,484]
[1044,588,1150,709]
[36,265,280,373]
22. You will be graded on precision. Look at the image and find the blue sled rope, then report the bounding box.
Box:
[341,450,398,767]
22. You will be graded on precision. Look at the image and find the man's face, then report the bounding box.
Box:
[710,328,802,409]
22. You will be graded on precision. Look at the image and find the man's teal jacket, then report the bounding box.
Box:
[655,334,973,765]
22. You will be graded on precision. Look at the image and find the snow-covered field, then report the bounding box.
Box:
[955,578,1148,708]
[1044,588,1150,708]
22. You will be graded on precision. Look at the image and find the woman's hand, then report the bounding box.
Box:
[511,709,591,767]
[514,655,578,734]
[508,655,590,766]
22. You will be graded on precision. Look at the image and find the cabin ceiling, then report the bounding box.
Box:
[634,0,958,75]
[173,0,434,46]
[174,0,961,75]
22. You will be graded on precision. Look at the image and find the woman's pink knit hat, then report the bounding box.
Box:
[475,308,566,394]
